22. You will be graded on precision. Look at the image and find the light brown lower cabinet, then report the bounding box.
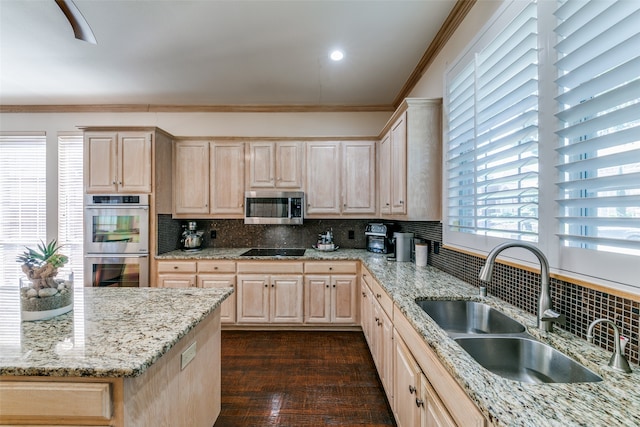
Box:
[157,260,236,324]
[236,268,304,324]
[0,311,221,427]
[304,261,358,325]
[393,305,486,427]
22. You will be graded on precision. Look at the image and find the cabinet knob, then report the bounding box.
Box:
[118,181,123,185]
[173,266,178,270]
[214,266,218,270]
[329,267,333,271]
[374,317,379,323]
[264,284,268,288]
[112,181,117,185]
[385,202,390,206]
[271,284,275,287]
[409,385,416,394]
[376,293,381,299]
[326,285,330,288]
[399,200,404,204]
[332,284,336,288]
[362,292,366,297]
[415,398,424,408]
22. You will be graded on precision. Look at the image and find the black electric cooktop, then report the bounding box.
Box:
[240,248,306,257]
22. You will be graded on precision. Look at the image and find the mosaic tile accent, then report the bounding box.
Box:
[157,217,373,254]
[397,220,640,365]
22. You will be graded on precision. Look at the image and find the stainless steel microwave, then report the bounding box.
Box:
[244,191,304,224]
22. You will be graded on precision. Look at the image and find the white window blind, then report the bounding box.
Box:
[447,2,539,243]
[58,134,84,284]
[0,134,47,286]
[555,0,640,257]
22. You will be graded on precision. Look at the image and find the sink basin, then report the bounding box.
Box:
[455,337,602,383]
[416,300,526,335]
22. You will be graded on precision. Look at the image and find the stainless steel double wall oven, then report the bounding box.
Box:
[84,195,150,287]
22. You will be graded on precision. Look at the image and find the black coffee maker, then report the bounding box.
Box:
[365,223,395,254]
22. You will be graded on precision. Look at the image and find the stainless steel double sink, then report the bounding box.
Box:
[416,300,602,384]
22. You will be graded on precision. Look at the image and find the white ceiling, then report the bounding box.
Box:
[0,0,457,107]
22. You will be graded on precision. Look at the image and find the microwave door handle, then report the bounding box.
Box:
[288,197,292,219]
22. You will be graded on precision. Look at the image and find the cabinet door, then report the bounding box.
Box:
[394,332,421,427]
[248,142,275,188]
[85,132,118,193]
[305,142,341,215]
[198,274,236,324]
[158,274,196,288]
[331,275,358,324]
[236,275,270,323]
[275,142,303,188]
[419,373,456,427]
[210,142,245,215]
[270,275,303,323]
[174,141,210,214]
[361,282,373,346]
[379,133,391,214]
[304,275,331,323]
[118,132,152,193]
[342,141,376,215]
[390,112,407,214]
[381,309,394,404]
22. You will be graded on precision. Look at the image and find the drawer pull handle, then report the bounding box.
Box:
[362,292,366,297]
[409,385,416,394]
[416,398,424,407]
[376,293,381,298]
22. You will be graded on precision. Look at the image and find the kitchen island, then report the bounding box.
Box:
[0,286,233,426]
[157,248,640,426]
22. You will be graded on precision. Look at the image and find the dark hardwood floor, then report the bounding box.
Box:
[214,331,396,427]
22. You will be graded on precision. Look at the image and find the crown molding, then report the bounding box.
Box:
[0,104,395,114]
[392,0,477,108]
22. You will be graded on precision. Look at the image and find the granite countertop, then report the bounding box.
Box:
[0,287,232,378]
[158,247,640,426]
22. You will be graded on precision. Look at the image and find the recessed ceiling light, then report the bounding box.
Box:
[329,50,344,61]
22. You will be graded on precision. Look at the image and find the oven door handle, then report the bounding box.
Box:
[84,254,149,258]
[85,206,149,210]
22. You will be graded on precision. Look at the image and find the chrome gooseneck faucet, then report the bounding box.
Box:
[479,242,565,332]
[587,319,632,373]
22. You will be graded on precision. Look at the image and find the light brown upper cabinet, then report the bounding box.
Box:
[85,131,152,194]
[305,142,341,215]
[305,140,376,218]
[342,141,376,215]
[173,140,245,217]
[247,142,303,189]
[378,98,442,221]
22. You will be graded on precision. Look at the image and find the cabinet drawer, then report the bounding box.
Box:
[237,261,303,274]
[304,262,357,274]
[198,260,236,273]
[0,381,112,420]
[362,269,393,318]
[157,261,197,273]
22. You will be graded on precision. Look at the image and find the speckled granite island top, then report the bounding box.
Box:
[159,248,640,426]
[0,287,232,378]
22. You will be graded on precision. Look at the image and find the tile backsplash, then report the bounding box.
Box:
[157,216,371,253]
[157,215,639,365]
[398,221,640,366]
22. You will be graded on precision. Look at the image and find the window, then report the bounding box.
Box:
[444,0,640,292]
[555,0,640,286]
[0,133,47,286]
[58,134,84,284]
[445,1,539,251]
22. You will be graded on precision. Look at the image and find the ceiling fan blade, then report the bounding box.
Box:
[55,0,97,44]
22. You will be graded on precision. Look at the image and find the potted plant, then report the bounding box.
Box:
[17,239,74,321]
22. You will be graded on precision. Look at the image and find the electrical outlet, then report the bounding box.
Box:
[348,230,355,239]
[210,230,216,239]
[181,342,197,370]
